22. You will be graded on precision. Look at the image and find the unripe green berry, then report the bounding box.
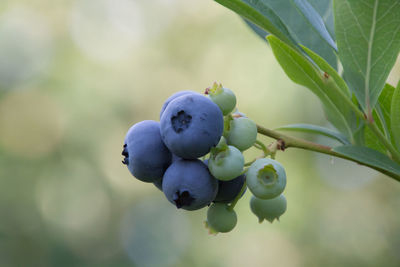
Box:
[247,158,286,199]
[225,117,257,151]
[206,82,236,115]
[209,145,244,181]
[205,203,237,234]
[250,194,287,223]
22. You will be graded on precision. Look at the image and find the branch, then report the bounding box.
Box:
[256,124,400,182]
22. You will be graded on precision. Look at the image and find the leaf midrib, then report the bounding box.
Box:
[365,0,379,111]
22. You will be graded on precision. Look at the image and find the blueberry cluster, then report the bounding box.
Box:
[122,82,288,234]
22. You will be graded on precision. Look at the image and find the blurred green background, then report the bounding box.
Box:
[0,0,399,266]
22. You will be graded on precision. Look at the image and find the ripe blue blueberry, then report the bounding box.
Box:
[160,94,224,159]
[214,174,246,203]
[153,177,163,191]
[247,158,286,199]
[205,203,237,234]
[159,90,201,119]
[225,117,257,151]
[250,194,287,223]
[162,159,219,210]
[122,120,172,182]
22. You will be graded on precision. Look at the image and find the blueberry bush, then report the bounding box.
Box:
[122,0,400,234]
[213,0,400,182]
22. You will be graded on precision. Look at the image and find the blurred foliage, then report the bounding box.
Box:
[0,0,399,266]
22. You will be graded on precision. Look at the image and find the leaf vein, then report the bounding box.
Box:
[364,0,379,109]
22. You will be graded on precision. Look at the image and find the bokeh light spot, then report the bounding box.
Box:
[69,0,144,63]
[0,6,53,88]
[35,161,111,235]
[120,196,191,267]
[0,90,64,158]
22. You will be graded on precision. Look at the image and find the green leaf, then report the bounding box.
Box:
[334,0,400,111]
[363,121,387,154]
[247,0,337,68]
[362,84,395,153]
[308,0,334,38]
[215,0,296,48]
[379,84,395,136]
[301,45,350,98]
[301,44,362,140]
[391,81,400,150]
[218,0,337,67]
[353,84,395,154]
[275,123,350,144]
[333,145,400,179]
[267,35,353,138]
[243,20,269,41]
[374,83,395,144]
[293,0,337,51]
